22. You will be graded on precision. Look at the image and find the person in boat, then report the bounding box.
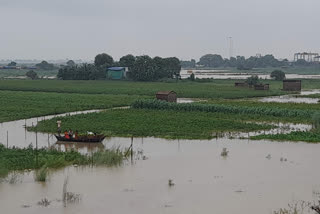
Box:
[75,130,79,140]
[68,129,73,139]
[64,130,70,139]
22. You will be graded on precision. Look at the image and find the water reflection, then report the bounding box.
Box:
[53,142,105,154]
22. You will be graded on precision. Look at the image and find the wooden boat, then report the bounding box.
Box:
[55,134,105,143]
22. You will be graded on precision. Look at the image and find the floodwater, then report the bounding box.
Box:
[1,113,320,214]
[259,90,320,104]
[180,69,320,80]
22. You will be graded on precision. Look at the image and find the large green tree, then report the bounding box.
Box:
[119,54,136,70]
[199,54,224,68]
[94,53,114,68]
[270,70,286,81]
[7,61,17,66]
[66,60,76,67]
[36,61,55,70]
[131,55,157,81]
[162,57,181,78]
[26,70,38,80]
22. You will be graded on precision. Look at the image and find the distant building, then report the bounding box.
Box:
[283,80,301,91]
[235,82,248,87]
[254,83,269,90]
[156,91,177,103]
[107,67,129,80]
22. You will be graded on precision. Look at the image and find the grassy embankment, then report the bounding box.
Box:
[0,144,125,179]
[0,90,149,123]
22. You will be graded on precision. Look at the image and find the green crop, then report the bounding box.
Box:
[31,109,275,140]
[0,90,149,122]
[132,99,317,119]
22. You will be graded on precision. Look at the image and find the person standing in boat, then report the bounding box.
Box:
[57,120,62,136]
[68,129,73,139]
[64,130,69,139]
[75,130,79,140]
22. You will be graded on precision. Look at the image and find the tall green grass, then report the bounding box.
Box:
[0,144,125,179]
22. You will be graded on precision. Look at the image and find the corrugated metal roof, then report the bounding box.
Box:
[108,67,125,71]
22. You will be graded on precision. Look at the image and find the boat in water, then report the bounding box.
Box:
[55,134,106,143]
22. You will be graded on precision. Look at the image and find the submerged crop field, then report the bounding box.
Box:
[0,90,149,122]
[31,109,275,139]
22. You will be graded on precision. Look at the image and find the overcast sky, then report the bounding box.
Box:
[0,0,319,61]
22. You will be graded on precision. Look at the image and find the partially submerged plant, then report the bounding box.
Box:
[35,166,48,182]
[221,148,229,157]
[312,113,320,130]
[273,200,311,214]
[7,172,21,184]
[63,177,81,207]
[37,198,51,207]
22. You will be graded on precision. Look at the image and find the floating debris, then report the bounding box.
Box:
[37,198,51,207]
[168,179,175,187]
[221,148,229,157]
[123,188,135,192]
[266,154,272,159]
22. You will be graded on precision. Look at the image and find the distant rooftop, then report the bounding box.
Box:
[108,67,125,71]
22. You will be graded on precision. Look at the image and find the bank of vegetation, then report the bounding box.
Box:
[0,144,125,179]
[251,113,320,143]
[0,90,148,122]
[132,99,316,121]
[31,109,275,140]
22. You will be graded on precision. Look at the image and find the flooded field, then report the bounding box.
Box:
[180,70,320,80]
[259,90,320,104]
[1,137,320,214]
[0,112,320,213]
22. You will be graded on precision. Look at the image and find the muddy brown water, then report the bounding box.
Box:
[0,113,320,214]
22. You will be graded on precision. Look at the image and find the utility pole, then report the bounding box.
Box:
[227,37,233,59]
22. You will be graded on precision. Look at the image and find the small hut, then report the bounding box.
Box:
[254,83,270,90]
[283,80,301,91]
[156,91,177,103]
[235,82,248,87]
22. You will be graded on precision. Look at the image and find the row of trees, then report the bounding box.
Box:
[181,54,318,70]
[57,53,181,81]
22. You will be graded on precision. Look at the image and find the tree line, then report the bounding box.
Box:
[181,54,318,70]
[57,53,181,81]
